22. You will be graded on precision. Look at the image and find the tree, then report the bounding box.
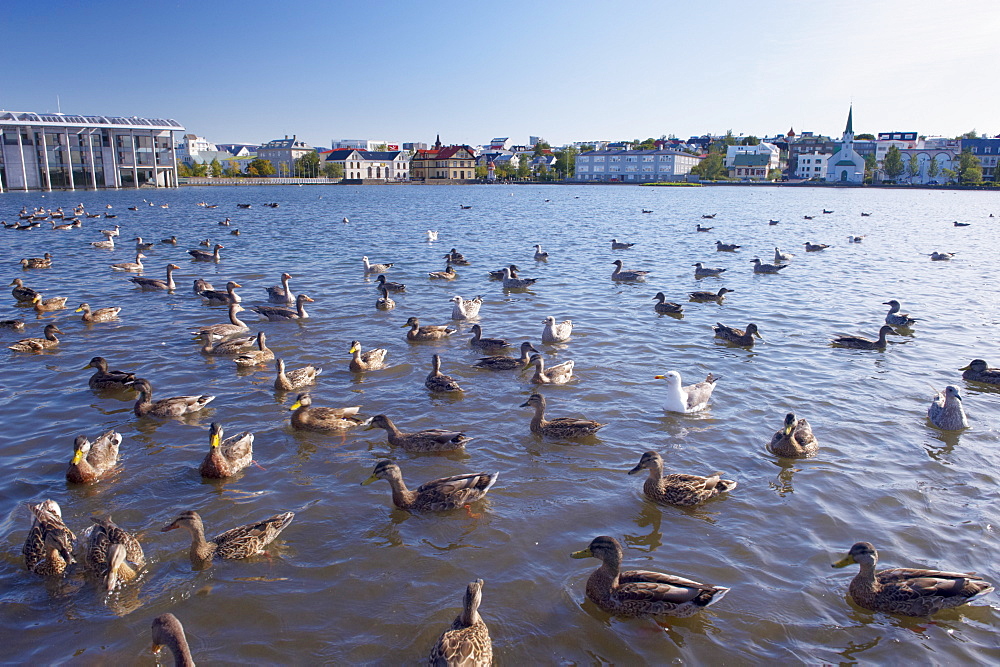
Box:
[633,137,657,150]
[740,136,760,146]
[927,156,939,179]
[516,157,531,179]
[532,141,551,157]
[209,158,223,178]
[248,158,275,176]
[475,164,487,179]
[855,133,876,141]
[321,162,343,178]
[907,154,921,183]
[224,160,242,177]
[864,154,878,183]
[958,150,983,185]
[941,168,957,183]
[691,153,725,180]
[767,168,782,180]
[177,162,192,178]
[882,145,905,180]
[294,151,320,177]
[554,146,579,179]
[190,161,208,177]
[961,129,978,140]
[722,130,738,146]
[372,143,388,151]
[495,162,515,179]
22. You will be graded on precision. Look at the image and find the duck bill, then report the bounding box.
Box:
[349,344,359,354]
[754,331,764,339]
[832,554,855,568]
[160,522,179,533]
[71,450,84,465]
[784,423,794,435]
[958,364,972,371]
[518,400,531,408]
[361,474,378,486]
[74,307,83,312]
[627,464,643,475]
[289,401,302,411]
[210,432,221,448]
[571,548,593,559]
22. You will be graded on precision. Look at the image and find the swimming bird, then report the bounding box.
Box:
[774,247,794,262]
[364,414,472,452]
[289,393,362,431]
[803,215,814,220]
[66,431,122,483]
[469,324,508,351]
[654,371,718,413]
[652,292,683,314]
[533,244,549,260]
[642,208,653,213]
[713,322,762,347]
[848,235,866,243]
[611,238,636,250]
[930,251,955,261]
[693,262,725,278]
[426,230,438,241]
[611,259,649,281]
[161,236,178,245]
[627,451,736,506]
[571,536,729,618]
[197,331,256,356]
[265,273,293,303]
[426,354,463,392]
[883,300,917,327]
[20,253,53,269]
[689,287,733,302]
[0,319,25,330]
[110,252,146,272]
[9,323,63,352]
[133,237,154,252]
[823,209,834,214]
[502,266,537,288]
[274,358,322,391]
[541,315,572,343]
[31,293,68,313]
[450,295,483,320]
[861,212,871,216]
[84,517,144,590]
[22,500,76,576]
[375,274,406,292]
[199,422,254,478]
[954,221,971,227]
[404,316,456,341]
[363,255,393,273]
[10,278,39,302]
[528,354,574,384]
[832,325,895,350]
[444,248,469,265]
[84,357,136,390]
[363,461,498,512]
[751,258,788,274]
[100,224,120,237]
[696,224,713,232]
[429,264,458,280]
[475,342,539,370]
[804,241,831,252]
[192,278,214,294]
[76,302,121,323]
[233,331,274,367]
[188,243,224,261]
[832,541,994,616]
[251,293,313,320]
[428,580,493,667]
[959,359,1000,385]
[702,213,717,219]
[519,393,605,438]
[128,378,215,418]
[715,240,740,252]
[488,264,520,280]
[768,413,819,457]
[161,510,294,568]
[928,385,968,430]
[131,263,179,291]
[199,280,242,305]
[349,340,388,372]
[376,287,395,311]
[769,219,780,225]
[191,303,249,338]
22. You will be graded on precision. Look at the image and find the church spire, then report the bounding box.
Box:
[845,106,854,136]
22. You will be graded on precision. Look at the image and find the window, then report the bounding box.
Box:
[642,166,653,172]
[986,147,992,154]
[610,157,621,162]
[625,166,637,172]
[625,156,637,162]
[593,165,604,172]
[658,155,670,162]
[594,156,605,162]
[609,166,621,172]
[642,156,654,162]
[579,165,589,172]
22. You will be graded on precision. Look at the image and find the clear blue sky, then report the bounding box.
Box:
[3,0,997,147]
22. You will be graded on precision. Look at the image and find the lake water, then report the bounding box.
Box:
[1,183,998,664]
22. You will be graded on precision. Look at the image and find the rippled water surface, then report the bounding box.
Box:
[1,184,998,664]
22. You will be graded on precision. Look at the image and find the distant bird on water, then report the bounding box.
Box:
[883,300,917,327]
[832,325,895,350]
[610,238,636,250]
[751,258,788,274]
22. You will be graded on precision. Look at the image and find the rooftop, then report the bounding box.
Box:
[0,110,183,131]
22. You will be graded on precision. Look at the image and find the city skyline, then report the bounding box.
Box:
[3,0,998,147]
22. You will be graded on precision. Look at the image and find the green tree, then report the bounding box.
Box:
[209,158,223,178]
[882,145,905,180]
[578,144,595,153]
[516,157,531,179]
[767,168,782,180]
[927,155,939,179]
[740,135,760,146]
[554,146,579,179]
[941,167,957,183]
[248,158,275,176]
[722,130,738,146]
[958,150,983,185]
[224,160,242,177]
[495,162,515,179]
[532,141,551,157]
[372,143,388,151]
[691,153,725,180]
[960,129,978,140]
[321,162,343,178]
[294,152,320,177]
[177,162,192,178]
[475,164,487,179]
[633,137,657,150]
[864,154,878,183]
[855,133,876,141]
[907,154,921,183]
[190,161,208,177]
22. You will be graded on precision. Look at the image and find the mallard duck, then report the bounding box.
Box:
[928,385,968,430]
[930,251,955,261]
[475,342,538,371]
[571,536,730,618]
[76,302,121,323]
[610,259,650,282]
[426,354,463,392]
[251,293,313,320]
[362,460,498,511]
[653,371,718,413]
[533,244,549,261]
[488,264,520,280]
[192,278,214,294]
[152,614,195,666]
[469,324,508,351]
[751,258,788,274]
[22,500,76,576]
[66,431,122,483]
[404,316,456,341]
[0,319,25,330]
[450,295,483,320]
[199,280,241,304]
[768,413,819,457]
[199,238,212,246]
[501,266,537,288]
[832,325,894,350]
[832,542,994,616]
[883,300,917,327]
[289,393,362,431]
[161,510,294,568]
[653,292,683,314]
[519,393,605,438]
[376,286,395,311]
[233,331,274,367]
[689,287,733,302]
[198,331,256,356]
[161,235,178,245]
[528,354,574,385]
[429,264,458,280]
[266,273,294,303]
[189,243,224,261]
[364,414,471,452]
[693,262,726,278]
[20,253,53,269]
[84,356,136,390]
[9,323,63,352]
[10,278,39,302]
[611,238,636,250]
[130,263,179,290]
[110,252,146,272]
[84,517,145,590]
[444,248,470,265]
[362,255,393,273]
[349,340,388,372]
[804,241,831,252]
[31,293,68,312]
[774,247,795,262]
[715,240,741,252]
[375,274,406,292]
[960,359,1000,385]
[128,378,215,418]
[191,303,250,338]
[628,451,736,506]
[713,322,762,347]
[542,315,572,343]
[274,358,322,391]
[428,579,493,666]
[199,422,254,478]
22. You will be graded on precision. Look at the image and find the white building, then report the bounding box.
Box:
[257,135,314,176]
[321,149,409,181]
[724,142,780,171]
[795,151,831,179]
[332,139,398,151]
[574,149,702,182]
[826,107,866,184]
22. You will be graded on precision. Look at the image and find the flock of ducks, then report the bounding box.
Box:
[3,197,998,664]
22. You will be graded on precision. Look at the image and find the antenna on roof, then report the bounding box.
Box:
[57,95,61,113]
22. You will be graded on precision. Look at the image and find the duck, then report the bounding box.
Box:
[192,278,214,294]
[22,500,76,576]
[533,244,549,260]
[429,264,458,280]
[571,536,730,618]
[959,359,1000,385]
[426,354,463,392]
[128,378,215,418]
[76,302,121,323]
[251,293,313,320]
[528,354,574,384]
[715,241,741,252]
[10,278,39,302]
[444,248,470,265]
[199,280,242,305]
[20,253,53,269]
[188,243,224,261]
[199,422,254,478]
[404,316,456,341]
[132,237,154,252]
[627,451,736,506]
[654,371,718,413]
[689,287,734,302]
[930,251,955,261]
[198,331,256,356]
[611,259,649,281]
[693,262,726,278]
[832,325,895,350]
[804,241,831,252]
[161,510,294,568]
[362,460,498,512]
[701,213,716,219]
[769,219,780,225]
[50,219,81,230]
[362,255,393,273]
[9,323,63,352]
[848,235,866,243]
[349,340,388,372]
[768,413,819,457]
[928,385,969,430]
[751,258,788,274]
[450,295,483,320]
[488,264,520,280]
[376,286,395,311]
[954,221,971,227]
[611,239,636,250]
[31,293,68,313]
[84,517,145,590]
[883,299,917,327]
[110,252,146,272]
[428,580,493,667]
[696,224,713,232]
[289,393,362,431]
[151,614,195,666]
[375,274,406,292]
[519,393,605,438]
[233,331,274,367]
[265,273,293,303]
[501,266,537,289]
[364,414,472,452]
[274,358,322,391]
[0,319,25,330]
[475,342,539,371]
[832,542,994,616]
[130,263,179,291]
[84,356,136,390]
[541,315,573,343]
[774,247,795,262]
[66,431,122,483]
[823,209,834,214]
[469,323,508,351]
[652,292,683,314]
[713,322,762,347]
[161,235,178,245]
[191,303,250,337]
[199,238,212,246]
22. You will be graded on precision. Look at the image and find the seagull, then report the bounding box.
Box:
[693,262,726,278]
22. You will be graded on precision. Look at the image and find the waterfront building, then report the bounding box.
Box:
[959,137,1000,181]
[321,149,409,181]
[825,107,866,183]
[332,139,400,151]
[875,131,919,162]
[786,133,836,179]
[216,144,257,158]
[794,150,831,179]
[724,142,780,179]
[256,135,314,177]
[409,137,476,181]
[0,110,184,191]
[402,142,429,152]
[574,148,703,182]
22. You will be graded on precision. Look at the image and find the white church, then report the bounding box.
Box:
[826,107,866,183]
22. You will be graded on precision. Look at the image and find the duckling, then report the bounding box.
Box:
[501,266,537,288]
[883,299,917,327]
[611,238,636,250]
[251,293,313,320]
[450,295,483,320]
[713,322,762,347]
[10,278,39,303]
[363,414,472,452]
[376,286,395,311]
[426,354,463,392]
[652,292,683,314]
[751,258,788,274]
[519,393,605,438]
[31,293,68,313]
[160,510,294,568]
[628,451,736,506]
[191,303,249,338]
[199,280,241,305]
[768,413,819,457]
[654,370,718,413]
[20,253,53,269]
[469,324,508,351]
[288,393,362,431]
[928,385,968,430]
[611,259,649,281]
[274,358,322,391]
[429,264,459,280]
[233,331,274,367]
[198,331,256,356]
[128,378,215,418]
[265,273,293,304]
[959,359,1000,385]
[475,342,539,371]
[832,325,894,350]
[804,241,831,252]
[66,431,122,483]
[349,340,388,372]
[9,323,63,352]
[404,316,456,341]
[198,422,254,478]
[541,315,572,343]
[428,580,493,667]
[533,244,549,260]
[131,263,180,291]
[188,243,224,261]
[76,302,121,323]
[84,356,136,390]
[362,255,393,273]
[444,248,470,265]
[362,460,498,511]
[693,262,726,277]
[110,252,146,272]
[375,274,406,292]
[85,517,145,590]
[528,354,574,384]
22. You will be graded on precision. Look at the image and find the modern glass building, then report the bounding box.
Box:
[0,111,184,192]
